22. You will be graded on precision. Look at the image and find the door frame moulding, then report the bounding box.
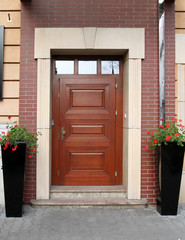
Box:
[35,27,145,200]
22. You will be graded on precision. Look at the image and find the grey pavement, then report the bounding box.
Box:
[0,205,185,240]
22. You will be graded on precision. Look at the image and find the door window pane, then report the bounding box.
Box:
[101,61,119,74]
[78,61,97,74]
[55,60,74,74]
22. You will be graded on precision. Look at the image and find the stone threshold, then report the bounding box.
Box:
[30,198,148,208]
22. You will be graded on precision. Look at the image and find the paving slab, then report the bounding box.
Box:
[0,205,185,240]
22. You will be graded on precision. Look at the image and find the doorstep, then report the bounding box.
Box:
[30,186,147,208]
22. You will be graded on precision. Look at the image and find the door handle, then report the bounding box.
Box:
[61,127,66,140]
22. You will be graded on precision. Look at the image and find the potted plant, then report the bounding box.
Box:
[145,117,185,215]
[0,116,41,217]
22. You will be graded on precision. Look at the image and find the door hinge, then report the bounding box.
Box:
[115,171,117,177]
[51,120,55,126]
[115,110,118,116]
[115,83,118,89]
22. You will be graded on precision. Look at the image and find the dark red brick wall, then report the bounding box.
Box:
[20,0,175,205]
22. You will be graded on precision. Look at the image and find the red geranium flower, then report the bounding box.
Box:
[166,135,171,141]
[172,117,177,121]
[160,125,163,128]
[151,132,154,135]
[147,131,150,134]
[145,145,149,150]
[7,132,10,136]
[179,119,182,122]
[3,142,9,150]
[153,139,158,144]
[175,133,179,137]
[28,155,32,158]
[8,116,11,120]
[160,118,164,121]
[12,145,18,151]
[32,148,36,152]
[14,125,18,128]
[165,124,170,128]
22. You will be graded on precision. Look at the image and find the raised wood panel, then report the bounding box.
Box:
[0,0,21,10]
[175,0,185,11]
[4,29,20,45]
[4,46,20,63]
[175,13,185,28]
[0,12,21,28]
[0,99,19,115]
[71,89,104,108]
[71,124,104,135]
[3,81,19,98]
[175,80,177,98]
[69,152,104,170]
[3,64,20,80]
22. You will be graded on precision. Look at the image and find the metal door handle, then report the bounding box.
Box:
[61,127,66,140]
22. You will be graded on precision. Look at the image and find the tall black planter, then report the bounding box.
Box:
[157,142,185,215]
[1,142,26,217]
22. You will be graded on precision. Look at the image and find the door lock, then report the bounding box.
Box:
[61,127,66,140]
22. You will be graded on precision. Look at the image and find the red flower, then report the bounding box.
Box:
[160,118,164,121]
[145,145,149,150]
[3,142,9,150]
[12,145,18,151]
[0,138,1,141]
[175,133,179,137]
[165,124,170,128]
[7,132,10,136]
[172,117,177,121]
[2,132,5,134]
[32,148,36,152]
[6,137,10,139]
[8,116,11,120]
[166,135,171,141]
[147,131,150,134]
[179,119,182,122]
[28,155,32,158]
[153,139,158,144]
[151,132,154,135]
[14,125,18,128]
[160,125,163,128]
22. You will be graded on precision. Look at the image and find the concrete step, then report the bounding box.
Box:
[30,186,148,208]
[50,186,126,199]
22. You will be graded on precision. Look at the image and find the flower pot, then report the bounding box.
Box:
[1,142,26,217]
[157,142,185,215]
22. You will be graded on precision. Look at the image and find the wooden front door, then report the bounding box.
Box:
[52,58,123,186]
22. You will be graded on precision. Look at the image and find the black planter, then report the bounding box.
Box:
[1,142,26,217]
[157,142,185,215]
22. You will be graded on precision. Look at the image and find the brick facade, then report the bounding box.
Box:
[20,0,175,205]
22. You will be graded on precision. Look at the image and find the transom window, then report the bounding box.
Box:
[55,58,120,75]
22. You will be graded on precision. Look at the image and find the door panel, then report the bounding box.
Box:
[59,76,116,185]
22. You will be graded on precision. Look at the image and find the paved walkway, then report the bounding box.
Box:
[0,205,185,240]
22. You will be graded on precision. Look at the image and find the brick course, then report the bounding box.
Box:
[20,0,175,205]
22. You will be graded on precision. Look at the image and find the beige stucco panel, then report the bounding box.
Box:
[0,99,19,115]
[177,64,185,101]
[4,46,20,63]
[0,0,21,10]
[4,29,20,45]
[3,64,20,80]
[35,28,145,59]
[176,34,185,63]
[0,12,20,28]
[3,81,19,98]
[0,117,19,123]
[175,12,185,29]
